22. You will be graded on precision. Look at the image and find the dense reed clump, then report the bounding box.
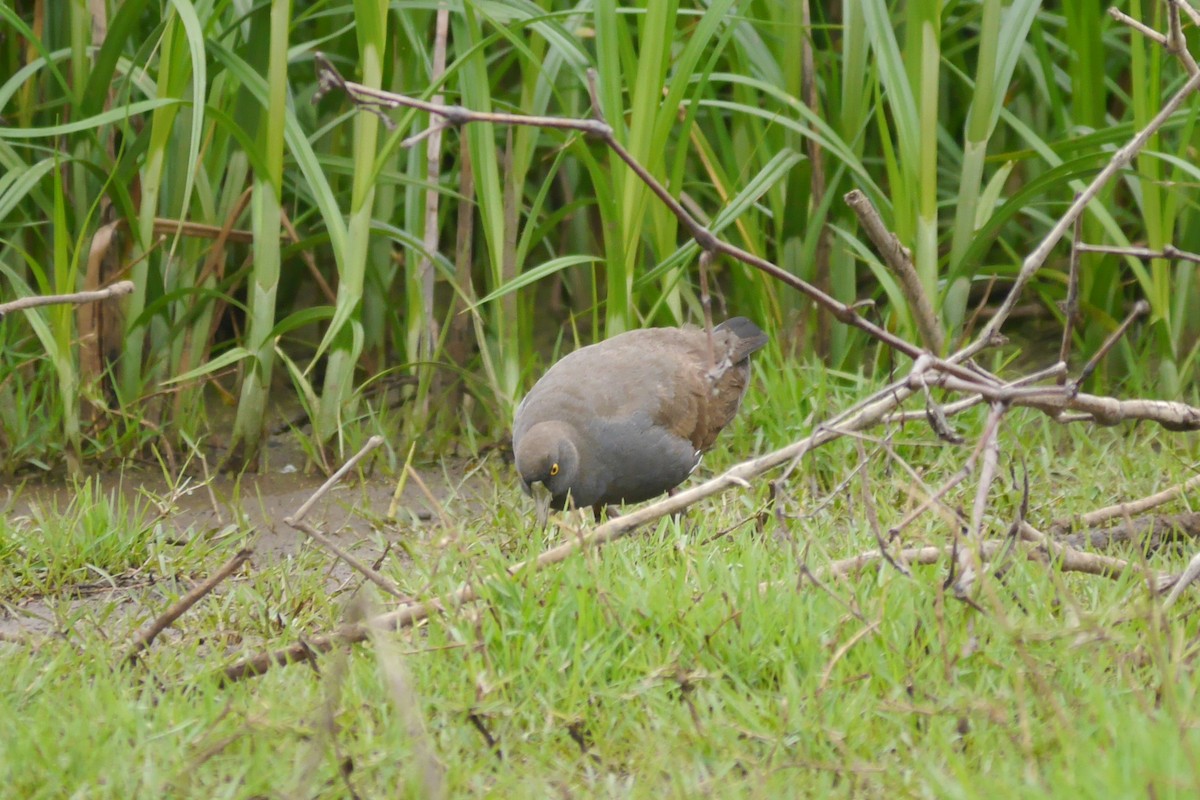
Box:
[1,1,1197,473]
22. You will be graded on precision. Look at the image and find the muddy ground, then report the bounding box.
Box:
[1,433,505,642]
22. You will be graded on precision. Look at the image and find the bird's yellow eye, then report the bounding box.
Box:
[549,463,559,477]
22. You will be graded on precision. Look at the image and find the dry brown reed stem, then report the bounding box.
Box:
[1057,210,1084,382]
[844,189,942,353]
[800,0,834,355]
[125,548,253,666]
[0,280,135,319]
[411,5,451,376]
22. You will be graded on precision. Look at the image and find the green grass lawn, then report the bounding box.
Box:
[2,362,1199,798]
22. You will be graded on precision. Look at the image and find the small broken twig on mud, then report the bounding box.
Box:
[290,517,409,601]
[292,435,384,522]
[124,548,253,666]
[285,435,406,600]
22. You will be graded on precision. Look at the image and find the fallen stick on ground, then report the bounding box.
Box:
[1058,513,1200,551]
[1055,474,1200,532]
[282,436,410,600]
[125,548,253,666]
[797,532,1170,589]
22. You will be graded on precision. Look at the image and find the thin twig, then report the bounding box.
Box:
[1108,6,1169,45]
[1109,3,1200,77]
[1057,472,1200,531]
[1072,300,1150,389]
[292,435,384,522]
[855,438,910,576]
[124,548,253,665]
[955,403,1006,597]
[291,518,408,600]
[1176,0,1200,28]
[1057,207,1084,382]
[1075,242,1200,266]
[0,280,136,319]
[1162,549,1200,608]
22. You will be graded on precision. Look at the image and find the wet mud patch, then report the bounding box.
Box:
[1,454,507,643]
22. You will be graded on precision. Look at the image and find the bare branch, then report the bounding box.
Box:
[125,548,252,666]
[844,189,943,353]
[0,280,135,320]
[1072,300,1150,389]
[1075,241,1200,265]
[1057,208,1084,381]
[292,435,384,521]
[964,68,1200,357]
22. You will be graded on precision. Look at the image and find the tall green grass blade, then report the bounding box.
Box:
[228,0,291,466]
[315,0,389,450]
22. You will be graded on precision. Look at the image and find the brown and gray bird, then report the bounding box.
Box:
[513,317,768,520]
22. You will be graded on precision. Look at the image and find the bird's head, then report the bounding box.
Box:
[514,421,580,522]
